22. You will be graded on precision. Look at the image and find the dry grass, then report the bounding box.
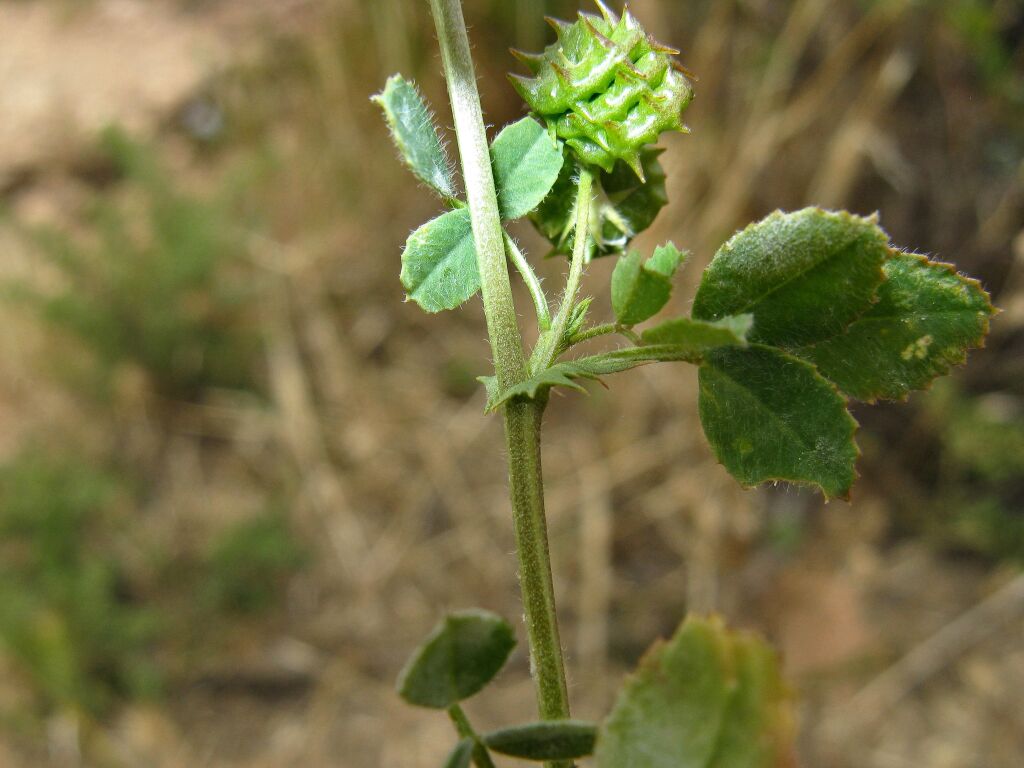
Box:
[0,1,1021,766]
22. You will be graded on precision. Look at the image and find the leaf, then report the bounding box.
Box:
[641,315,753,347]
[396,610,516,709]
[698,345,858,499]
[711,637,795,768]
[530,146,668,257]
[484,720,597,761]
[372,74,457,199]
[490,117,564,220]
[611,242,688,325]
[401,208,480,312]
[483,320,749,412]
[796,253,994,402]
[443,739,474,768]
[594,615,794,768]
[692,208,889,346]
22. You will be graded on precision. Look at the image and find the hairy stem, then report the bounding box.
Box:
[531,167,594,373]
[448,704,497,768]
[504,397,571,725]
[429,2,572,761]
[505,231,551,330]
[428,0,525,390]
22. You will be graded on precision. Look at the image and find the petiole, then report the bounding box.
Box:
[504,231,551,331]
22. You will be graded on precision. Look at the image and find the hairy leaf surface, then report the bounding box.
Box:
[401,208,479,312]
[484,720,597,760]
[797,253,993,401]
[396,610,515,709]
[372,75,457,199]
[595,616,794,768]
[693,208,888,346]
[490,117,564,220]
[698,345,858,499]
[611,242,687,325]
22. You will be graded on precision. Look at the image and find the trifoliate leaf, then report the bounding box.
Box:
[490,117,564,220]
[612,242,688,325]
[796,253,994,402]
[372,74,457,200]
[401,208,479,312]
[530,147,668,257]
[396,610,516,709]
[594,615,794,768]
[483,319,749,412]
[693,208,889,346]
[484,721,597,761]
[443,739,473,768]
[698,345,858,499]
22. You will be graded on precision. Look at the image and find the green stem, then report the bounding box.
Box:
[428,4,572,765]
[448,704,497,768]
[428,0,526,391]
[504,397,570,722]
[504,231,551,331]
[530,167,594,373]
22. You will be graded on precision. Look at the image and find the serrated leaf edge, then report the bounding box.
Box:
[594,614,796,768]
[797,249,996,405]
[693,207,891,345]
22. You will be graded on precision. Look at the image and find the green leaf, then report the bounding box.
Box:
[698,345,858,499]
[483,320,749,412]
[443,739,474,768]
[796,253,994,402]
[372,74,457,199]
[484,720,597,761]
[490,117,564,220]
[693,208,889,346]
[530,146,668,257]
[401,208,480,312]
[611,242,687,325]
[711,637,794,768]
[641,315,753,348]
[396,610,516,709]
[595,615,794,768]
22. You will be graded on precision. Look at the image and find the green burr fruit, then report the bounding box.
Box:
[509,1,693,179]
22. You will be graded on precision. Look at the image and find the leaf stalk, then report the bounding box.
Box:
[531,166,594,373]
[504,231,551,331]
[448,704,498,768]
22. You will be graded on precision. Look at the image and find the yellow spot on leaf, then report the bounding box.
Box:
[900,334,933,360]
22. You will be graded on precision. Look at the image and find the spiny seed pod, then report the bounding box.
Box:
[509,1,693,180]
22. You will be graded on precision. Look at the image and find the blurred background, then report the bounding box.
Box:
[0,0,1022,766]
